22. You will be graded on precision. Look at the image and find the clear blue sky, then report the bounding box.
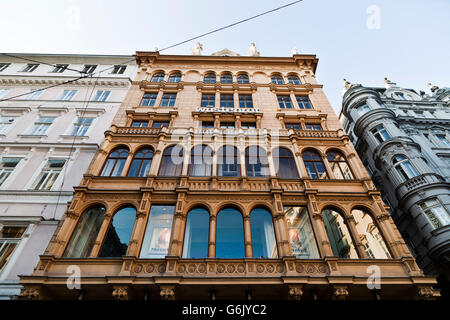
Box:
[1,0,449,112]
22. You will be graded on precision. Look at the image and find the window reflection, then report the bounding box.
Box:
[182,207,209,258]
[250,208,277,258]
[216,207,245,258]
[322,208,358,259]
[99,207,136,257]
[140,205,174,258]
[159,145,184,176]
[273,147,299,179]
[189,145,212,177]
[245,146,269,177]
[217,146,240,177]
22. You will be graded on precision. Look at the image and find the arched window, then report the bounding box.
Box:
[189,145,212,176]
[168,72,181,83]
[128,147,153,177]
[321,208,358,259]
[204,72,216,84]
[151,72,165,83]
[99,207,136,257]
[159,145,184,176]
[182,207,209,258]
[101,147,129,177]
[63,206,105,258]
[273,147,299,179]
[352,209,391,259]
[326,150,354,180]
[220,72,232,84]
[237,74,249,84]
[217,145,240,177]
[393,155,418,181]
[271,74,284,84]
[303,150,328,179]
[287,75,301,85]
[216,207,245,258]
[250,208,278,258]
[245,146,269,177]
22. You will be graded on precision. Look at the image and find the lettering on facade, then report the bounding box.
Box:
[195,107,260,114]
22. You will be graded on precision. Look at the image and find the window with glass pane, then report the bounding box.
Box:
[303,151,328,179]
[51,64,68,73]
[393,155,418,181]
[271,75,284,84]
[216,207,245,258]
[250,208,277,258]
[220,94,234,108]
[371,125,391,143]
[420,198,450,229]
[204,73,216,84]
[237,74,249,84]
[32,159,65,190]
[220,122,235,129]
[82,65,97,74]
[151,72,165,82]
[201,121,215,128]
[218,146,240,177]
[285,123,301,130]
[159,145,184,176]
[131,121,148,127]
[0,158,20,186]
[99,207,136,257]
[141,92,158,106]
[101,147,128,177]
[273,147,299,179]
[0,116,17,134]
[111,65,126,74]
[22,64,39,72]
[140,205,175,258]
[201,94,215,107]
[0,63,11,72]
[0,89,9,99]
[189,145,212,177]
[59,89,77,101]
[277,95,292,109]
[352,209,391,258]
[284,206,320,259]
[296,96,313,109]
[63,206,105,257]
[327,151,354,179]
[322,208,358,258]
[246,146,269,177]
[239,94,253,108]
[305,124,322,131]
[28,117,54,135]
[23,89,42,100]
[357,104,371,114]
[396,92,406,100]
[70,117,94,136]
[288,75,301,85]
[152,121,169,128]
[0,226,27,272]
[160,93,177,107]
[220,73,232,84]
[241,122,256,129]
[168,72,181,83]
[92,90,110,102]
[436,135,450,147]
[182,207,209,258]
[128,148,153,177]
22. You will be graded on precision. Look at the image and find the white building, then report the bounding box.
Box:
[0,53,137,299]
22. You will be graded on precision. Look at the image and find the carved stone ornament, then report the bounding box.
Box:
[288,287,303,300]
[112,287,129,300]
[160,287,175,300]
[333,286,349,300]
[417,286,438,300]
[20,287,40,300]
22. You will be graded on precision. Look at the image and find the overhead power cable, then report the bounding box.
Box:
[0,53,87,74]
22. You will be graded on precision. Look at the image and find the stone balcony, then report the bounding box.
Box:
[395,173,445,199]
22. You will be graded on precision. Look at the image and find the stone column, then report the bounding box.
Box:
[120,152,134,177]
[306,192,334,257]
[271,193,291,256]
[89,214,112,257]
[208,215,217,257]
[345,215,368,258]
[244,215,252,257]
[168,192,186,256]
[290,92,299,109]
[321,153,334,179]
[126,192,151,257]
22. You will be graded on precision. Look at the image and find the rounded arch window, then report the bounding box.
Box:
[245,146,269,177]
[220,72,233,84]
[101,147,129,177]
[128,147,153,177]
[271,74,284,85]
[151,72,165,83]
[189,145,213,176]
[237,73,249,84]
[273,147,299,179]
[63,206,106,258]
[392,155,418,181]
[250,208,278,258]
[303,150,328,179]
[168,72,181,83]
[204,72,216,84]
[217,145,240,177]
[159,145,184,176]
[216,207,245,258]
[99,207,136,257]
[326,150,354,179]
[182,207,210,258]
[285,206,320,258]
[287,74,301,85]
[321,208,358,259]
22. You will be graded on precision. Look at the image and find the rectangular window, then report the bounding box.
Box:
[82,65,97,74]
[371,125,391,143]
[0,226,27,273]
[139,205,175,258]
[111,65,126,74]
[59,89,77,101]
[220,94,234,108]
[51,64,69,73]
[0,63,11,72]
[436,135,450,147]
[23,89,42,100]
[0,89,9,99]
[0,158,21,186]
[296,96,313,109]
[0,116,17,134]
[141,92,157,106]
[241,122,256,129]
[305,124,322,131]
[152,121,169,128]
[31,159,65,190]
[28,117,54,135]
[220,122,235,129]
[70,117,94,136]
[420,198,450,229]
[239,94,253,108]
[92,90,110,102]
[277,95,293,109]
[160,93,177,107]
[285,123,301,130]
[201,121,215,128]
[131,121,148,128]
[201,94,215,107]
[21,63,39,72]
